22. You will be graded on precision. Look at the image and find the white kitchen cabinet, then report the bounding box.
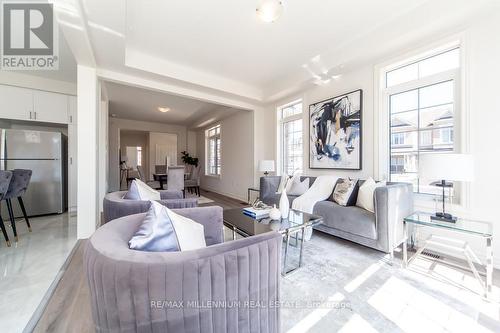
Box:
[0,84,70,124]
[68,96,78,212]
[33,90,69,124]
[0,85,33,121]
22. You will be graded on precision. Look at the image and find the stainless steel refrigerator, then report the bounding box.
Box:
[0,129,66,217]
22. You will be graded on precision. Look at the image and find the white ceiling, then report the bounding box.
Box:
[70,0,499,103]
[105,81,241,127]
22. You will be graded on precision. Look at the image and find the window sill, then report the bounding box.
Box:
[204,174,221,179]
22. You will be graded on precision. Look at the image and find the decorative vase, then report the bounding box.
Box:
[279,189,290,219]
[269,204,281,220]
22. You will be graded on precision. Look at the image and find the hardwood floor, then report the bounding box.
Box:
[32,190,244,332]
[33,240,92,333]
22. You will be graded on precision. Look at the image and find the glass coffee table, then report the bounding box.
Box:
[223,208,324,276]
[403,212,493,298]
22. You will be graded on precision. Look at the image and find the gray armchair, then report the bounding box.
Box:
[103,190,198,223]
[85,207,282,333]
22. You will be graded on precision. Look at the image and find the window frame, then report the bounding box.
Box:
[373,39,471,211]
[277,99,303,176]
[386,68,460,194]
[205,124,221,177]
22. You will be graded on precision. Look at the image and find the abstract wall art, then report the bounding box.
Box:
[309,89,362,170]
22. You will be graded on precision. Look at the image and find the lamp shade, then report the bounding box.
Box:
[259,160,275,172]
[419,153,474,182]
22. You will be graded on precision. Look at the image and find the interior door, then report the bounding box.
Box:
[126,146,139,169]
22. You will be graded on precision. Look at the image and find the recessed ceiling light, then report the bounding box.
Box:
[158,107,170,113]
[256,0,284,23]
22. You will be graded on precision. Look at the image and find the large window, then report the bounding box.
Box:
[206,125,221,176]
[386,47,459,194]
[279,100,303,175]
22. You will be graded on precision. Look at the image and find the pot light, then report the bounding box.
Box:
[158,107,170,113]
[256,0,284,23]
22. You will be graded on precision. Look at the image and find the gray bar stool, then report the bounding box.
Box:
[0,170,13,246]
[4,169,32,242]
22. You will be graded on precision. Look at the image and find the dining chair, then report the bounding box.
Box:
[184,165,202,196]
[136,165,145,182]
[0,170,13,247]
[155,165,167,174]
[166,166,185,197]
[4,169,32,242]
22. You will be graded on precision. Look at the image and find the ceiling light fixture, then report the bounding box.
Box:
[256,0,284,23]
[158,107,170,113]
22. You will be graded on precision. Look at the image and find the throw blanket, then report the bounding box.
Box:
[292,175,338,213]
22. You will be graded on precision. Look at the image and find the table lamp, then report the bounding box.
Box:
[419,153,474,223]
[259,160,275,176]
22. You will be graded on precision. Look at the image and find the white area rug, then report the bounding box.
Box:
[185,193,214,204]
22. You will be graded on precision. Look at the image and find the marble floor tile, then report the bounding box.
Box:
[0,213,77,333]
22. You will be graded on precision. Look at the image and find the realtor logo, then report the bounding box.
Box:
[1,1,58,70]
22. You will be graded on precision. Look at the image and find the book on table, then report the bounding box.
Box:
[242,207,270,219]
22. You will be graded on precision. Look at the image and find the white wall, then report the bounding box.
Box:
[197,110,254,201]
[261,12,500,266]
[268,66,375,179]
[187,130,197,156]
[77,65,99,238]
[108,117,188,191]
[463,13,500,265]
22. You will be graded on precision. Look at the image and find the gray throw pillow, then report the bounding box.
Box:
[332,178,359,206]
[129,201,180,252]
[288,177,310,196]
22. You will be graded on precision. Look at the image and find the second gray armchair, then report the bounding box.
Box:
[103,190,198,223]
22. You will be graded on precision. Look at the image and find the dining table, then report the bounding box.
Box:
[152,172,190,190]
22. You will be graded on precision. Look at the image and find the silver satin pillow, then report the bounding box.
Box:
[288,177,310,196]
[129,201,180,252]
[123,180,141,200]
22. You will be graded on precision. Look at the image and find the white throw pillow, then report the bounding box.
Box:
[285,174,301,193]
[356,177,386,213]
[166,208,206,251]
[288,178,310,196]
[135,179,161,201]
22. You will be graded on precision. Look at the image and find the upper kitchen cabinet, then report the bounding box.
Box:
[0,84,71,124]
[0,85,33,121]
[68,95,77,124]
[33,90,69,124]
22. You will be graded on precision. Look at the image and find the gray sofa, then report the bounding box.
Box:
[103,190,198,223]
[85,207,282,333]
[260,176,413,254]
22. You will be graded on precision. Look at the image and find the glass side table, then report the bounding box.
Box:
[403,212,493,298]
